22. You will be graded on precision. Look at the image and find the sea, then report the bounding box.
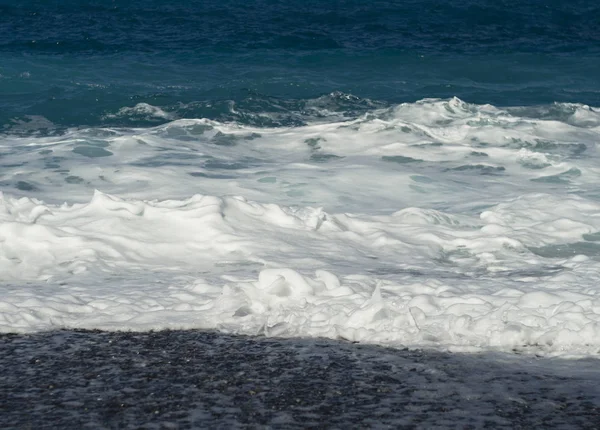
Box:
[2,0,600,355]
[3,1,600,427]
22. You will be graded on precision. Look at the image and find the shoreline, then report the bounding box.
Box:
[1,329,599,428]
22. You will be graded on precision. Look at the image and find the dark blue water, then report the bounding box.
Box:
[1,0,599,129]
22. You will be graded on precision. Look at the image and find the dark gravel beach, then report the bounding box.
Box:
[1,330,599,429]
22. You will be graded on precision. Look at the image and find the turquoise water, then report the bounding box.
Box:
[1,0,599,130]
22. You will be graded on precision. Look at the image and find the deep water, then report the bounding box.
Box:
[1,0,600,130]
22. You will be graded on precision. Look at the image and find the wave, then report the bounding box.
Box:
[100,91,390,128]
[1,191,600,356]
[2,97,600,356]
[1,97,597,208]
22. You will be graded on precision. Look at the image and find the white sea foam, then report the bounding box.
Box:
[2,98,600,356]
[102,103,174,121]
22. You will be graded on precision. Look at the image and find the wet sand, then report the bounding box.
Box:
[1,330,599,429]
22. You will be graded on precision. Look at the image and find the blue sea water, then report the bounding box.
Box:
[1,0,599,130]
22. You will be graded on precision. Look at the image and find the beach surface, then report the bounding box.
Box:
[2,330,599,429]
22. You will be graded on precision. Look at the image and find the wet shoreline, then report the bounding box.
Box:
[1,330,599,429]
